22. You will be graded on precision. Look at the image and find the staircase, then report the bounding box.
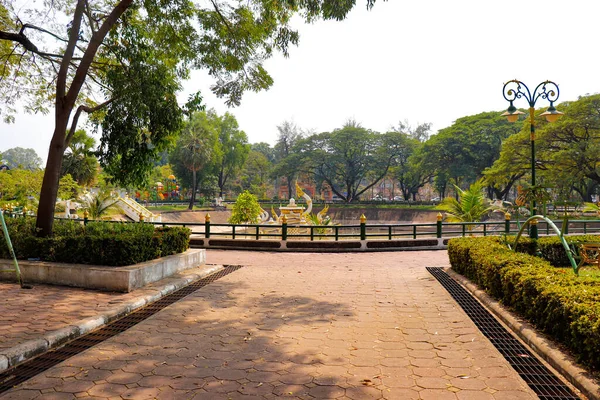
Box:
[116,196,161,222]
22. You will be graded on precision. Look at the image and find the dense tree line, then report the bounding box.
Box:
[3,94,600,211]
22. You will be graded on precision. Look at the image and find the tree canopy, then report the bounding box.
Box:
[0,0,377,235]
[0,147,42,170]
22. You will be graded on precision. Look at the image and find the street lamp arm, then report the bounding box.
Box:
[534,80,560,105]
[503,80,533,104]
[504,80,560,108]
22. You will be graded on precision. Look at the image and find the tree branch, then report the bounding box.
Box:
[65,98,115,147]
[0,29,40,53]
[65,0,133,112]
[56,0,87,100]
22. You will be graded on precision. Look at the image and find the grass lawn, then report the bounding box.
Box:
[570,266,600,278]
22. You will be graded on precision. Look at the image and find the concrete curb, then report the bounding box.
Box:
[446,268,600,400]
[0,264,224,374]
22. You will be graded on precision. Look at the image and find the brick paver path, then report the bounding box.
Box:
[0,265,212,352]
[0,283,146,353]
[2,250,537,399]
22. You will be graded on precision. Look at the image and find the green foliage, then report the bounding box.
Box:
[229,190,262,224]
[57,174,81,201]
[83,191,120,220]
[0,218,190,266]
[1,0,369,234]
[300,122,405,202]
[239,150,272,198]
[170,110,220,207]
[0,168,43,205]
[388,126,430,200]
[215,112,250,197]
[437,179,495,224]
[61,130,99,186]
[0,147,42,170]
[448,236,600,370]
[422,111,522,198]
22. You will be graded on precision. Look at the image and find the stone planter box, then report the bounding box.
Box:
[0,249,206,292]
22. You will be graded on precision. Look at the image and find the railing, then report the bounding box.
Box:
[4,210,600,241]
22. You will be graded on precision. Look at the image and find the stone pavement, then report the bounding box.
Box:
[0,282,155,353]
[1,250,538,399]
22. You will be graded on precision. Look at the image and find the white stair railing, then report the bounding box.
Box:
[116,196,161,222]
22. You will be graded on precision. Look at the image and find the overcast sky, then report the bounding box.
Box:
[2,0,600,163]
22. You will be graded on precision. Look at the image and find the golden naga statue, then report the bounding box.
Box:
[262,182,331,225]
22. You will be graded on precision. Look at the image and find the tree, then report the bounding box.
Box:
[239,150,272,198]
[422,111,522,198]
[215,113,250,198]
[57,174,81,201]
[170,111,218,209]
[0,147,42,170]
[83,190,119,220]
[302,123,403,202]
[273,121,304,198]
[1,0,372,236]
[389,124,432,200]
[228,190,262,224]
[0,168,44,205]
[252,142,276,163]
[61,130,99,186]
[437,179,495,226]
[534,95,600,201]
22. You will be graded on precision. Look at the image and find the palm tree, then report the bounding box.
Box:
[174,113,218,210]
[83,191,119,220]
[437,179,495,232]
[61,130,99,187]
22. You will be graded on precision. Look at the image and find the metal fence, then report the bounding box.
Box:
[3,210,600,241]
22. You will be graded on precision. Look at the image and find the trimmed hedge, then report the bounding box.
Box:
[0,218,191,266]
[448,236,600,371]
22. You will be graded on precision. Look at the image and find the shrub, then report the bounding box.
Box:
[229,190,262,224]
[0,218,190,266]
[448,236,600,370]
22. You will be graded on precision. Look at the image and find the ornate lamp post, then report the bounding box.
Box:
[502,80,564,239]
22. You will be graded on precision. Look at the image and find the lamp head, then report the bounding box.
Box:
[501,101,525,123]
[540,102,564,123]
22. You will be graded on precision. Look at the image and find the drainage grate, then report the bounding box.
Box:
[0,265,242,394]
[427,267,580,400]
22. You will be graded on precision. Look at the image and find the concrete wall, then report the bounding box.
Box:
[0,249,206,292]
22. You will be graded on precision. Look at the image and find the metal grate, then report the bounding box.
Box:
[427,267,580,400]
[0,265,242,394]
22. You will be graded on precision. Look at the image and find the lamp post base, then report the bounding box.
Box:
[529,222,539,239]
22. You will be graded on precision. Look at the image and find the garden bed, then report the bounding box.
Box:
[448,236,600,373]
[0,249,206,292]
[0,218,191,266]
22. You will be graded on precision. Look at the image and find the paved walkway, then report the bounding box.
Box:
[2,250,537,399]
[0,266,217,354]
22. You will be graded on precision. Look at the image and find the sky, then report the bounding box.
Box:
[2,0,600,163]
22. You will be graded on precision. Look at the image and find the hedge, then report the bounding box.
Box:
[0,218,191,266]
[448,236,600,370]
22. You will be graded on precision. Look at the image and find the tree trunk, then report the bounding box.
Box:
[189,169,197,210]
[36,117,69,237]
[286,176,293,200]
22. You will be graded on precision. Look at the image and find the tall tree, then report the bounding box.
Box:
[215,112,250,198]
[170,111,218,209]
[302,124,403,202]
[390,124,432,200]
[273,121,304,198]
[0,147,42,170]
[535,95,600,201]
[239,149,272,198]
[0,0,373,235]
[61,130,99,186]
[422,111,522,197]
